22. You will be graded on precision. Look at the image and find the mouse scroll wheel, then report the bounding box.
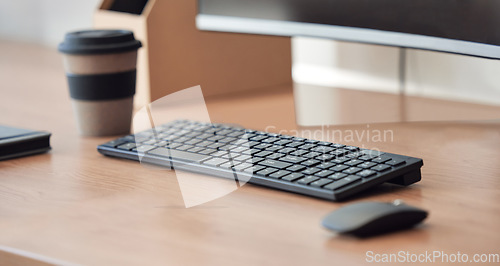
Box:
[392,199,405,206]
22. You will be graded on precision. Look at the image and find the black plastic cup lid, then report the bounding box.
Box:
[58,30,142,55]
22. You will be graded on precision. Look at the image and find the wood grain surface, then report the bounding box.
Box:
[0,41,499,265]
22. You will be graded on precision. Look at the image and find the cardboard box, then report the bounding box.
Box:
[94,0,292,108]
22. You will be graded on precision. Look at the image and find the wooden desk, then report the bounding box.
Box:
[1,41,499,265]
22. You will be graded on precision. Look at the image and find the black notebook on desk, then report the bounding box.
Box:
[0,125,51,161]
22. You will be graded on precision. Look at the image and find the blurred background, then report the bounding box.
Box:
[2,0,499,107]
[0,0,100,46]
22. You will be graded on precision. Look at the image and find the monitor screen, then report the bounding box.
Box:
[197,0,500,59]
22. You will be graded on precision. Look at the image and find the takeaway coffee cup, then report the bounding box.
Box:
[58,30,142,136]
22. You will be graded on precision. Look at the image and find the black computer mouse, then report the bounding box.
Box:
[322,200,428,237]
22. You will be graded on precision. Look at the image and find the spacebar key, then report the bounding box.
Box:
[148,148,209,163]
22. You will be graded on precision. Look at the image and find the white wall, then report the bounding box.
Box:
[0,0,101,46]
[406,48,500,105]
[293,37,500,106]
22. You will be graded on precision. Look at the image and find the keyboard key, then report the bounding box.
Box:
[156,141,169,147]
[331,157,350,164]
[298,144,316,150]
[184,138,202,145]
[249,149,263,155]
[184,131,201,138]
[149,148,211,163]
[358,161,377,169]
[233,154,251,161]
[227,131,246,138]
[297,176,320,185]
[328,173,348,180]
[215,129,233,136]
[233,163,253,172]
[345,146,360,152]
[302,167,321,175]
[249,157,265,165]
[254,151,273,157]
[171,136,190,143]
[218,145,233,151]
[258,159,292,170]
[301,159,320,167]
[186,146,204,153]
[142,139,159,145]
[218,144,234,151]
[245,165,265,174]
[286,165,306,172]
[330,165,349,172]
[372,156,392,163]
[277,147,296,154]
[290,150,308,156]
[310,146,335,153]
[343,167,362,175]
[310,178,333,188]
[279,155,307,164]
[219,162,238,169]
[247,141,261,148]
[331,144,345,149]
[218,137,238,144]
[285,142,304,148]
[117,143,137,150]
[269,170,291,179]
[206,143,226,149]
[303,152,321,159]
[196,141,213,147]
[229,146,249,153]
[195,133,214,140]
[120,135,136,142]
[262,137,281,143]
[250,135,268,141]
[330,149,349,157]
[386,159,406,166]
[358,155,376,161]
[211,151,230,158]
[169,143,183,149]
[371,164,392,172]
[345,152,362,159]
[345,159,363,166]
[134,145,156,153]
[274,140,292,146]
[281,173,305,182]
[198,148,217,155]
[175,145,194,151]
[357,169,377,178]
[256,168,278,177]
[265,153,285,160]
[315,154,335,161]
[361,149,384,156]
[266,145,283,152]
[324,175,362,191]
[316,162,336,169]
[254,143,272,150]
[314,169,334,178]
[202,158,229,167]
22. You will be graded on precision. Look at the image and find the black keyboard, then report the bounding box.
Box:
[97,120,423,201]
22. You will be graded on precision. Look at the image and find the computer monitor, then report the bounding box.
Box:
[197,0,500,59]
